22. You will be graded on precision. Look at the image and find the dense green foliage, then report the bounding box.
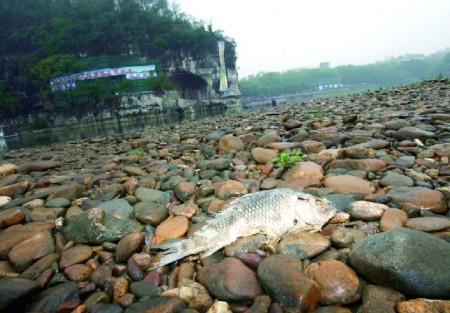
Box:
[0,0,235,116]
[240,52,450,97]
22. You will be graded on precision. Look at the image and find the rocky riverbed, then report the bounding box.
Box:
[0,80,449,313]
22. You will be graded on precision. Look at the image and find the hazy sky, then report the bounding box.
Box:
[174,0,450,78]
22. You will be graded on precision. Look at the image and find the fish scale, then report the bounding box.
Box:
[150,188,336,269]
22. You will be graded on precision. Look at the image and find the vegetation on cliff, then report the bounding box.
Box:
[0,0,236,117]
[240,52,450,97]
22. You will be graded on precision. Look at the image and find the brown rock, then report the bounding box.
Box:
[0,221,54,260]
[56,298,81,313]
[178,263,196,281]
[324,175,376,194]
[197,257,263,302]
[405,217,450,232]
[216,180,248,200]
[59,245,93,269]
[47,184,86,200]
[380,208,409,231]
[174,181,197,202]
[21,160,61,173]
[278,176,322,190]
[387,187,448,214]
[251,148,278,164]
[30,207,65,222]
[0,181,29,198]
[22,253,60,280]
[116,233,144,263]
[327,159,386,172]
[64,264,92,282]
[277,232,330,259]
[0,208,25,228]
[245,295,271,313]
[218,134,245,154]
[123,166,147,176]
[8,231,55,264]
[0,261,19,278]
[330,227,367,248]
[91,265,112,287]
[154,215,189,244]
[284,161,324,181]
[357,285,405,313]
[257,133,282,147]
[301,140,326,154]
[114,276,129,302]
[305,260,360,305]
[266,142,300,151]
[257,254,320,312]
[344,146,376,159]
[346,201,387,221]
[396,299,450,313]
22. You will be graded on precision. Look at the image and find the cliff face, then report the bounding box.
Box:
[118,49,241,117]
[3,49,242,128]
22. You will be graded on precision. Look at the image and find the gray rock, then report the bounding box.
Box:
[348,228,450,298]
[393,127,435,141]
[63,208,143,244]
[27,282,78,313]
[135,187,170,204]
[129,282,162,298]
[0,278,41,311]
[98,198,134,219]
[379,171,414,187]
[45,197,71,208]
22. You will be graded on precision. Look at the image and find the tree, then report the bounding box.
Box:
[0,81,21,116]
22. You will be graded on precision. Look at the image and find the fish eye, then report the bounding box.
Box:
[315,199,323,206]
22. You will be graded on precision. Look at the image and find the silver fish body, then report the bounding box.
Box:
[151,188,336,269]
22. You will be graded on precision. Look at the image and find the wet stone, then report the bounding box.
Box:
[404,216,450,232]
[59,245,93,269]
[277,232,331,259]
[357,285,405,313]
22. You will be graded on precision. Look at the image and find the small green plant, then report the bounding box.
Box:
[312,111,326,118]
[130,148,147,157]
[271,150,308,168]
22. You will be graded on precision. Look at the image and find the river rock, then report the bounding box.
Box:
[174,181,197,202]
[357,285,405,313]
[135,187,170,204]
[154,215,189,244]
[327,159,386,172]
[47,184,86,200]
[218,134,245,154]
[115,233,144,263]
[305,260,360,305]
[429,143,450,157]
[64,264,92,282]
[257,254,319,312]
[59,245,93,269]
[129,281,162,298]
[124,296,186,313]
[216,180,248,200]
[393,126,435,141]
[27,281,78,313]
[379,208,409,231]
[0,163,18,177]
[348,228,450,298]
[379,171,414,187]
[387,187,448,214]
[98,198,134,219]
[21,160,61,173]
[197,257,263,303]
[0,277,41,311]
[396,298,450,313]
[324,175,376,194]
[257,133,282,147]
[22,253,60,280]
[345,201,388,221]
[63,208,143,244]
[0,208,25,228]
[284,161,324,181]
[134,201,168,225]
[277,232,330,259]
[8,231,54,265]
[404,216,450,232]
[251,147,278,164]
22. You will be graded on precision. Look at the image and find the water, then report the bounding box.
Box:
[0,105,235,152]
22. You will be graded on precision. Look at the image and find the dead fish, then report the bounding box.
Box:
[150,188,336,269]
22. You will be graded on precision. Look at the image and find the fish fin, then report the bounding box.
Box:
[150,239,188,269]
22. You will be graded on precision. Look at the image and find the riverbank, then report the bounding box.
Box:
[0,80,449,312]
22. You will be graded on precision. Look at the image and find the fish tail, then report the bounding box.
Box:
[150,239,189,269]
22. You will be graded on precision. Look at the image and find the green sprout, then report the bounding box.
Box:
[130,148,147,157]
[271,150,308,168]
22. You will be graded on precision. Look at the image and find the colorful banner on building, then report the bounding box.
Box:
[50,64,156,92]
[218,41,228,92]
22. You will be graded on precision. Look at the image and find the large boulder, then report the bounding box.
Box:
[348,228,450,299]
